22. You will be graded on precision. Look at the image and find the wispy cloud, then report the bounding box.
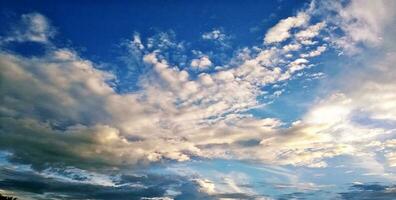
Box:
[1,13,55,44]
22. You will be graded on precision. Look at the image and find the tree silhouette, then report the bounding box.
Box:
[0,193,18,200]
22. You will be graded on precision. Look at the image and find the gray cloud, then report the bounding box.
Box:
[0,166,208,200]
[339,183,396,200]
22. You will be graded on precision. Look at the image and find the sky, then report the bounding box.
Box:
[0,0,396,199]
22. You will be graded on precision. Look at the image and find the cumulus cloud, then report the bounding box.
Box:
[288,58,309,73]
[1,0,396,176]
[0,49,201,168]
[190,56,212,70]
[0,13,315,170]
[295,22,325,41]
[0,37,280,169]
[258,52,396,168]
[300,45,326,58]
[282,43,301,52]
[264,12,309,44]
[189,50,396,169]
[1,1,396,199]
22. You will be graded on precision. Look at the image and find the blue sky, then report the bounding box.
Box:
[1,0,396,199]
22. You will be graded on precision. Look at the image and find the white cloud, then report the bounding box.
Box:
[0,49,201,167]
[295,22,325,41]
[282,43,301,52]
[206,48,396,169]
[264,12,309,44]
[321,0,396,53]
[2,13,55,44]
[386,152,396,167]
[288,58,309,73]
[202,29,226,41]
[194,172,256,197]
[132,33,144,50]
[338,0,393,45]
[194,179,216,194]
[190,56,212,70]
[252,51,396,169]
[0,36,313,169]
[1,3,395,173]
[300,45,326,58]
[1,3,396,199]
[300,39,318,46]
[202,29,231,48]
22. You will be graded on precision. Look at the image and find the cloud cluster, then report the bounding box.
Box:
[0,0,395,176]
[190,56,212,70]
[202,29,227,41]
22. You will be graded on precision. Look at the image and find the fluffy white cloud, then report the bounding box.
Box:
[190,56,212,70]
[0,49,208,167]
[288,58,309,73]
[300,45,326,58]
[252,52,396,168]
[295,22,325,41]
[0,44,282,168]
[264,12,309,44]
[189,50,396,169]
[0,12,337,170]
[0,29,314,169]
[282,43,301,52]
[1,0,395,173]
